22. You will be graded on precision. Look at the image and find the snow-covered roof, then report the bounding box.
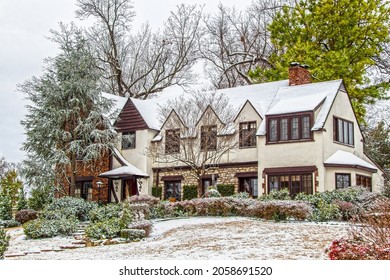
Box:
[324,150,377,172]
[102,79,343,136]
[101,92,128,121]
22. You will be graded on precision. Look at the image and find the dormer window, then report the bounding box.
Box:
[201,125,217,150]
[267,113,312,143]
[165,129,180,154]
[239,121,257,148]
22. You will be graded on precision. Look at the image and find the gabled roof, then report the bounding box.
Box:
[103,79,344,136]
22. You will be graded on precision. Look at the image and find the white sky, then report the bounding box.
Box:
[0,0,253,163]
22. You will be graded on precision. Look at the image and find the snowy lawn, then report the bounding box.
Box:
[5,217,349,260]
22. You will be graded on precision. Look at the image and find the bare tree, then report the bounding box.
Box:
[149,91,238,197]
[200,0,285,89]
[76,0,203,98]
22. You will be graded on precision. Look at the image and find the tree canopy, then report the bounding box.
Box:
[249,0,390,121]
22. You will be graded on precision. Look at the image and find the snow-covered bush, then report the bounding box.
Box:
[203,188,221,198]
[0,219,20,228]
[0,228,9,259]
[246,200,312,221]
[15,209,38,224]
[120,229,146,241]
[0,194,12,220]
[127,194,159,207]
[232,192,250,199]
[24,217,78,239]
[259,189,291,201]
[89,203,122,223]
[85,218,121,239]
[128,221,153,237]
[44,197,97,221]
[311,199,341,222]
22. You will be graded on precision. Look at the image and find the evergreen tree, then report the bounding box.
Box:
[16,185,28,211]
[249,0,390,121]
[18,23,118,196]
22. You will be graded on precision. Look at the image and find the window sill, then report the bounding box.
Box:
[239,145,257,149]
[266,139,314,145]
[333,141,354,148]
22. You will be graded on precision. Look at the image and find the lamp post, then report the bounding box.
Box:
[96,181,103,204]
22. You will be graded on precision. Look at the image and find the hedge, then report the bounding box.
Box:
[152,186,162,199]
[217,184,235,197]
[183,185,198,200]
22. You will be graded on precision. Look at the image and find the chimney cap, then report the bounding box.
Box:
[301,64,310,69]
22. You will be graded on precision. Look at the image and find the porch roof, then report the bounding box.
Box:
[99,165,149,179]
[324,150,377,173]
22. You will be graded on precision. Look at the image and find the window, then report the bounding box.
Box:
[267,114,312,143]
[334,117,354,146]
[267,174,313,197]
[122,132,136,149]
[356,174,372,191]
[75,181,92,201]
[165,129,180,154]
[201,125,217,150]
[239,122,257,147]
[336,173,351,189]
[165,181,181,201]
[239,177,258,197]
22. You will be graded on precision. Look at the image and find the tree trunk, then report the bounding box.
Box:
[197,178,203,198]
[69,154,77,197]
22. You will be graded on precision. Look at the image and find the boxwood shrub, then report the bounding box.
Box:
[152,186,162,199]
[120,229,146,241]
[88,203,122,223]
[44,197,97,221]
[183,185,198,200]
[85,218,121,239]
[0,219,21,228]
[0,228,9,259]
[217,184,235,197]
[23,217,78,239]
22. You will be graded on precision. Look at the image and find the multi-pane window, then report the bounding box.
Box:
[122,132,136,149]
[267,114,312,143]
[334,117,354,146]
[239,177,259,197]
[268,174,313,197]
[201,125,217,150]
[165,181,181,201]
[75,181,92,201]
[165,129,180,154]
[356,174,372,191]
[239,122,257,147]
[336,173,351,189]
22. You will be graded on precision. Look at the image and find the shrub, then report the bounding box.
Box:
[217,184,235,197]
[15,209,38,224]
[232,192,250,199]
[128,221,153,237]
[203,187,221,198]
[17,186,28,211]
[0,219,21,228]
[311,199,340,222]
[183,185,198,200]
[246,200,312,221]
[120,229,146,241]
[259,189,291,201]
[152,186,163,199]
[0,194,12,220]
[23,218,78,239]
[127,194,159,207]
[85,218,121,239]
[88,203,122,223]
[119,203,134,228]
[28,185,54,211]
[334,200,359,220]
[0,228,10,259]
[44,197,97,221]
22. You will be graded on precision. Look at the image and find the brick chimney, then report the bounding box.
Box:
[288,62,311,86]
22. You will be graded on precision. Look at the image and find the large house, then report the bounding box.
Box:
[70,63,384,203]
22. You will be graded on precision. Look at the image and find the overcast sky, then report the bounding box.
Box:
[0,0,253,164]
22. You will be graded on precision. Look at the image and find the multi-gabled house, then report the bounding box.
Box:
[70,63,384,202]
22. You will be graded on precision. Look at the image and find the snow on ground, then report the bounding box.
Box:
[5,217,349,260]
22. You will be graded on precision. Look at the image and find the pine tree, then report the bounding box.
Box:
[249,0,390,121]
[16,185,28,211]
[19,23,118,196]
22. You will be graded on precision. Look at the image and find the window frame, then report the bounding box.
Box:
[165,129,180,154]
[200,125,217,151]
[333,116,354,146]
[164,180,182,201]
[267,173,313,196]
[121,131,136,149]
[356,174,372,192]
[266,112,313,144]
[239,177,259,197]
[239,121,257,148]
[335,173,351,189]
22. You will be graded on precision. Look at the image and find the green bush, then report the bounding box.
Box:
[119,203,134,228]
[232,192,250,199]
[44,197,97,221]
[17,186,28,211]
[204,187,221,198]
[23,217,78,239]
[128,221,153,237]
[259,188,291,201]
[88,203,122,222]
[28,185,54,211]
[217,184,235,197]
[0,219,21,228]
[120,229,146,241]
[152,186,162,199]
[183,185,198,200]
[311,199,341,222]
[0,228,10,259]
[0,194,13,220]
[85,218,121,239]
